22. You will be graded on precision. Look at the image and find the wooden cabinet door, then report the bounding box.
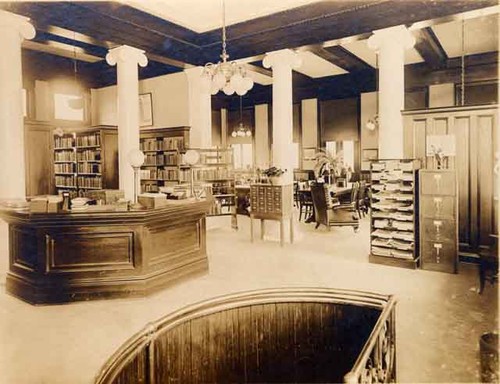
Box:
[24,122,54,197]
[404,106,498,254]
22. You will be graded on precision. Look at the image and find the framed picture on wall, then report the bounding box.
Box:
[139,93,153,127]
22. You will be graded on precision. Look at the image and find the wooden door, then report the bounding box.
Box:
[403,105,498,254]
[24,122,54,197]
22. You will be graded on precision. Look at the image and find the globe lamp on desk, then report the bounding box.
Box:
[128,148,145,209]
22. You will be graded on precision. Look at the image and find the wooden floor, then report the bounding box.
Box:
[0,214,497,383]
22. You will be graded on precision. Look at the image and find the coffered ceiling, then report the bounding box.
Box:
[0,0,497,91]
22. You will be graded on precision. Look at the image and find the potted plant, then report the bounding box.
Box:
[259,166,287,185]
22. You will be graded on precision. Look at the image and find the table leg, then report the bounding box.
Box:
[260,219,265,240]
[250,216,254,243]
[280,220,284,247]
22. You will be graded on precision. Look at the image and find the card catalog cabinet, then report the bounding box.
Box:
[419,170,458,273]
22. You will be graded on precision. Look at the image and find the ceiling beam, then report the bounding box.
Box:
[413,27,447,69]
[306,46,373,72]
[33,21,193,69]
[22,40,102,63]
[245,64,272,78]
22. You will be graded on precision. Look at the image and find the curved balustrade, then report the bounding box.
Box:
[95,287,397,384]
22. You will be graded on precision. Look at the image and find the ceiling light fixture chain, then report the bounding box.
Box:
[232,96,252,137]
[201,0,254,96]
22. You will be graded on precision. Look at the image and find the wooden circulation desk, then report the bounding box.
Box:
[0,199,211,304]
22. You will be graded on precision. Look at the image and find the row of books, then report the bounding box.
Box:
[77,163,101,174]
[77,176,102,189]
[140,137,185,151]
[180,168,232,182]
[143,153,178,166]
[55,175,76,187]
[55,163,75,173]
[54,151,75,162]
[140,169,179,181]
[54,136,74,148]
[76,133,101,147]
[77,150,101,161]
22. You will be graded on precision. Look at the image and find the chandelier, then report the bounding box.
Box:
[232,96,252,137]
[202,0,254,96]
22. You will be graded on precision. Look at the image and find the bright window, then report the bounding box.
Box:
[54,93,84,121]
[325,140,354,171]
[232,143,253,169]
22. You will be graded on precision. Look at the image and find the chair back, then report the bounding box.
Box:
[349,182,360,204]
[310,183,329,227]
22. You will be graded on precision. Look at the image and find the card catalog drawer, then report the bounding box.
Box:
[420,171,456,196]
[421,241,457,273]
[421,218,456,242]
[420,195,456,218]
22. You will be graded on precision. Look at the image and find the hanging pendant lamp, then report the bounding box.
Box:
[202,0,254,96]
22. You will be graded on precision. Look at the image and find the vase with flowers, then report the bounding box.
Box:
[259,166,287,185]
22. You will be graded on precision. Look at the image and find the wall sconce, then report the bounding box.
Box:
[365,115,378,131]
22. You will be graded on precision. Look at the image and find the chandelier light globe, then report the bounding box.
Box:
[231,131,237,138]
[223,82,235,95]
[201,0,254,96]
[246,130,252,137]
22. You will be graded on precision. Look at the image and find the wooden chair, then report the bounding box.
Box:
[479,235,498,294]
[310,183,359,232]
[356,181,369,218]
[297,189,314,221]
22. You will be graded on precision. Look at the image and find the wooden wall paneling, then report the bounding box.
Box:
[275,302,294,381]
[224,308,241,383]
[24,123,54,197]
[450,117,471,248]
[237,305,252,383]
[261,303,278,382]
[469,114,480,250]
[189,316,209,383]
[208,311,228,383]
[101,129,119,189]
[477,115,495,246]
[403,115,414,159]
[113,351,148,384]
[414,119,427,166]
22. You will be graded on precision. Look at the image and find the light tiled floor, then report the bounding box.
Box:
[0,215,497,383]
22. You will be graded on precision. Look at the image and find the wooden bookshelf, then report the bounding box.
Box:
[139,127,190,193]
[181,147,237,228]
[53,126,118,196]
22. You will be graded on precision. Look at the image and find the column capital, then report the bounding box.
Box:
[0,10,35,40]
[263,49,302,70]
[367,25,415,52]
[106,45,148,67]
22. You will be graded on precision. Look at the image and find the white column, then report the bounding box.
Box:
[368,25,415,159]
[185,67,212,148]
[0,11,35,199]
[255,104,270,169]
[106,45,147,201]
[263,49,301,184]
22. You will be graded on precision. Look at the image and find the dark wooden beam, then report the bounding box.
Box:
[308,46,373,72]
[413,27,448,69]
